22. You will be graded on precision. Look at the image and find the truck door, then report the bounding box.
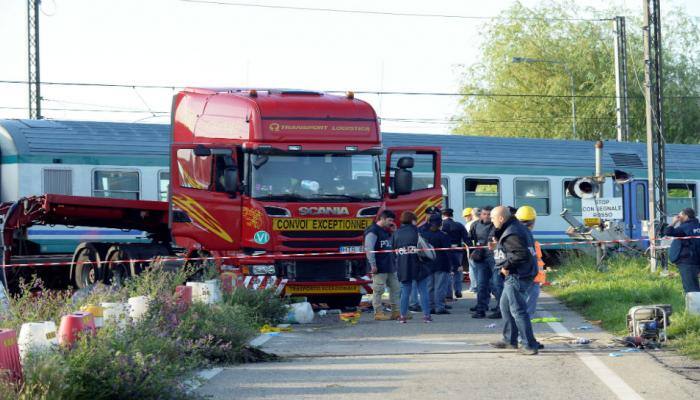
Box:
[622,180,648,239]
[383,147,442,226]
[171,147,242,251]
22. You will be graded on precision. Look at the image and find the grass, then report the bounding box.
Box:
[546,254,700,359]
[0,268,288,399]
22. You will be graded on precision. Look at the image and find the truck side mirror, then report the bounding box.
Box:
[194,145,211,157]
[223,167,239,194]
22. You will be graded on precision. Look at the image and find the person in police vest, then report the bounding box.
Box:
[394,211,436,323]
[515,206,547,317]
[441,208,470,299]
[420,213,452,314]
[364,210,400,321]
[664,207,700,293]
[488,206,539,355]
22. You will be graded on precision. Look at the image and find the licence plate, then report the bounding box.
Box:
[339,246,363,254]
[285,285,360,295]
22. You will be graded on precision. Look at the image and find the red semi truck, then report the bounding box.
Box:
[0,88,442,306]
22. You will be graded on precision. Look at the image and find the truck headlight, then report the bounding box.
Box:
[250,264,276,275]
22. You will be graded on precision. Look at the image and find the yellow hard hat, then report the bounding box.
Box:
[516,205,537,222]
[462,207,473,218]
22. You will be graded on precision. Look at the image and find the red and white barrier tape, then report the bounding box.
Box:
[1,234,694,269]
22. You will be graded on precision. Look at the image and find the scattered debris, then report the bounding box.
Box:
[531,317,563,323]
[575,325,593,330]
[485,323,497,328]
[609,352,623,357]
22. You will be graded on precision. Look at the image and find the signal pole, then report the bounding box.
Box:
[613,16,630,142]
[643,0,667,272]
[27,0,42,119]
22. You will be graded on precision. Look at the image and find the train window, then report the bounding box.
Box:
[464,178,500,209]
[43,169,72,195]
[562,179,581,214]
[177,149,212,190]
[158,171,170,201]
[636,184,646,221]
[93,170,140,200]
[441,177,449,209]
[514,178,550,215]
[668,183,696,215]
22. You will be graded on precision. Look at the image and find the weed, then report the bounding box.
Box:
[547,254,700,358]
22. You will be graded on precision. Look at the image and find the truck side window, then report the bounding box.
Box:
[213,153,236,192]
[177,149,212,190]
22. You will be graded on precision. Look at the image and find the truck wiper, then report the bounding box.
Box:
[257,194,307,201]
[314,194,365,201]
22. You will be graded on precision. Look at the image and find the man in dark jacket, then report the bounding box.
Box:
[441,208,470,299]
[394,211,436,323]
[421,214,452,314]
[664,207,700,293]
[469,206,497,318]
[488,206,539,355]
[364,210,399,321]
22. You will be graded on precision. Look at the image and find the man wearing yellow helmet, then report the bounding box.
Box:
[515,206,546,318]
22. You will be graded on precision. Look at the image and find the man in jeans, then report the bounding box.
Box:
[420,213,452,314]
[364,210,400,320]
[489,206,539,355]
[441,208,470,299]
[469,206,496,319]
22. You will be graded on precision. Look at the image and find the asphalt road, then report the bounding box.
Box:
[196,291,700,400]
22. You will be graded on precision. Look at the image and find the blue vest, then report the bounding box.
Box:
[668,218,700,265]
[393,225,430,283]
[365,223,395,273]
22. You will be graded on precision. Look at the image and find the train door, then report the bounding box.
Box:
[622,180,648,239]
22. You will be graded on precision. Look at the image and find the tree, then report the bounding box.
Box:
[453,1,700,143]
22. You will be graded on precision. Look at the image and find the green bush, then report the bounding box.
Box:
[175,301,256,363]
[225,287,289,327]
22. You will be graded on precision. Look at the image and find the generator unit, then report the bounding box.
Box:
[627,304,672,343]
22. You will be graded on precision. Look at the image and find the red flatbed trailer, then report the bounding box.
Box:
[0,89,442,306]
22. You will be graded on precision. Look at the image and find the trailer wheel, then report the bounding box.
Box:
[105,245,133,287]
[104,243,172,286]
[71,242,111,289]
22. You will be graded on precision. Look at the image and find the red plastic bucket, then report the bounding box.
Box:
[58,312,95,347]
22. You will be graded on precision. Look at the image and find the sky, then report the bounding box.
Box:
[1,0,699,134]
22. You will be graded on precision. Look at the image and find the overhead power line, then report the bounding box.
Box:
[2,79,699,100]
[178,0,614,22]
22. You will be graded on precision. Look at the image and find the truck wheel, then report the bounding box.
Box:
[104,245,132,287]
[72,242,111,289]
[323,294,363,310]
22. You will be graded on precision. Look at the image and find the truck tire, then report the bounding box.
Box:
[71,242,111,289]
[104,243,171,286]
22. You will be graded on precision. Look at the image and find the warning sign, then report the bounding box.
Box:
[582,198,623,220]
[272,218,372,231]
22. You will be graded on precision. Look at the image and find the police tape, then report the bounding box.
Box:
[0,235,694,269]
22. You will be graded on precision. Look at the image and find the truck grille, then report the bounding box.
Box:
[292,260,348,281]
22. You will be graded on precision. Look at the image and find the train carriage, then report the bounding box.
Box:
[1,119,700,255]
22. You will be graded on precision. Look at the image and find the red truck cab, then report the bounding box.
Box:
[170,88,442,306]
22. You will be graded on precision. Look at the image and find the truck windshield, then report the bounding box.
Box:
[250,153,382,201]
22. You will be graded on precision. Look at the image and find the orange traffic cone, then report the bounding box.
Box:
[0,329,22,383]
[174,285,192,314]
